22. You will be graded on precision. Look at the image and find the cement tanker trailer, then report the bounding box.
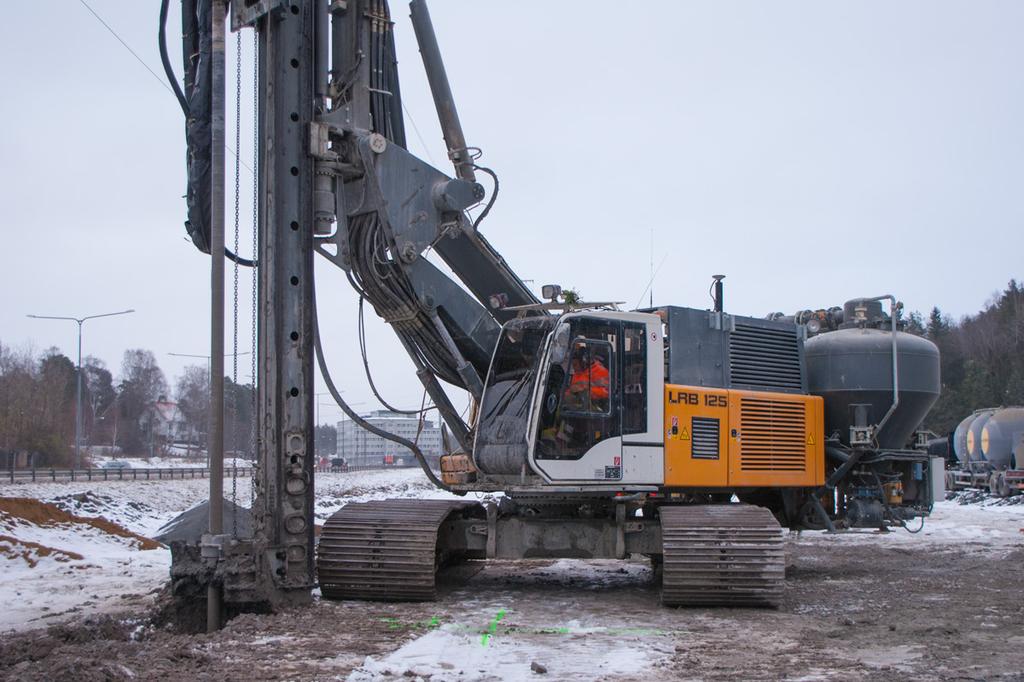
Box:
[946,407,1024,497]
[953,411,989,465]
[981,408,1024,497]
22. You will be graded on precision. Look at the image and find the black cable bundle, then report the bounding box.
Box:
[367,0,407,148]
[176,0,212,255]
[161,0,253,266]
[344,212,463,389]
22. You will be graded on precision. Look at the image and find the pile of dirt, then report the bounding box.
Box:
[0,534,84,567]
[0,497,161,550]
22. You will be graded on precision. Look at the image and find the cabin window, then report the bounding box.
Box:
[622,322,647,434]
[535,318,619,460]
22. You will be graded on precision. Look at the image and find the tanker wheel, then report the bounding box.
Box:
[989,472,1010,498]
[945,471,956,493]
[996,472,1011,498]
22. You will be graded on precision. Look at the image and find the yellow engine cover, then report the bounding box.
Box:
[664,385,824,488]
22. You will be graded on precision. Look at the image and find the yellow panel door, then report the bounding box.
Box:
[664,386,730,487]
[727,389,823,488]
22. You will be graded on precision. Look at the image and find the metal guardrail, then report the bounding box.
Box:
[3,467,253,484]
[1,463,417,484]
[314,464,420,474]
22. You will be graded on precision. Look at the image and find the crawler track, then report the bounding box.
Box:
[317,499,476,601]
[659,504,785,607]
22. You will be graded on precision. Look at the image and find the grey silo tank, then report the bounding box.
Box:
[953,413,979,464]
[805,327,940,449]
[966,410,995,463]
[981,407,1024,470]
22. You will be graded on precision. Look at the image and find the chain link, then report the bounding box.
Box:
[250,29,260,507]
[230,27,242,537]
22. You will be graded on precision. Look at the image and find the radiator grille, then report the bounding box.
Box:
[738,397,807,472]
[691,417,720,460]
[729,324,803,392]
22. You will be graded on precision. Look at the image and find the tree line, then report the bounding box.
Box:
[3,280,1018,464]
[0,345,254,466]
[911,279,1024,436]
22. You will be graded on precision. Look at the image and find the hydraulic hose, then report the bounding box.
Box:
[312,286,458,494]
[345,212,461,387]
[825,447,849,463]
[357,297,434,415]
[159,0,189,116]
[471,165,498,231]
[798,447,866,530]
[825,447,863,488]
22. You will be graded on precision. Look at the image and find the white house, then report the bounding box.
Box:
[139,399,197,454]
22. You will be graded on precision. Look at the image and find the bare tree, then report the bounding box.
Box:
[82,356,115,445]
[0,343,76,466]
[175,364,210,453]
[116,349,168,455]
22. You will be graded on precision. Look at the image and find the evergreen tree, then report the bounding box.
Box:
[922,280,1024,435]
[905,311,925,336]
[926,307,948,339]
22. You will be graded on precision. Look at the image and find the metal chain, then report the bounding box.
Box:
[230,27,242,537]
[250,29,260,507]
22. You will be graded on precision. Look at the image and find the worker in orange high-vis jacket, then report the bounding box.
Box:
[564,343,610,411]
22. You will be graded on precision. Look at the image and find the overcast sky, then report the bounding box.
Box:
[1,1,1022,425]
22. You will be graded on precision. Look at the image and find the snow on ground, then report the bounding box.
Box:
[312,467,478,522]
[0,478,249,538]
[0,499,167,632]
[87,453,252,469]
[0,468,448,536]
[1,468,1022,640]
[798,499,1024,556]
[348,618,670,682]
[0,468,452,631]
[347,558,675,682]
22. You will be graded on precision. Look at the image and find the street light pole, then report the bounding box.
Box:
[27,309,135,469]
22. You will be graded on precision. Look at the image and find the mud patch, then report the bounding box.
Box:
[2,540,1024,680]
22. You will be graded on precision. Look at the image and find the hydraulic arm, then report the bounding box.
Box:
[312,0,540,443]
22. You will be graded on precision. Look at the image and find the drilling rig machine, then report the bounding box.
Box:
[168,0,944,620]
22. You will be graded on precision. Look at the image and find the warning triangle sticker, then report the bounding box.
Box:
[806,433,815,446]
[680,427,690,441]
